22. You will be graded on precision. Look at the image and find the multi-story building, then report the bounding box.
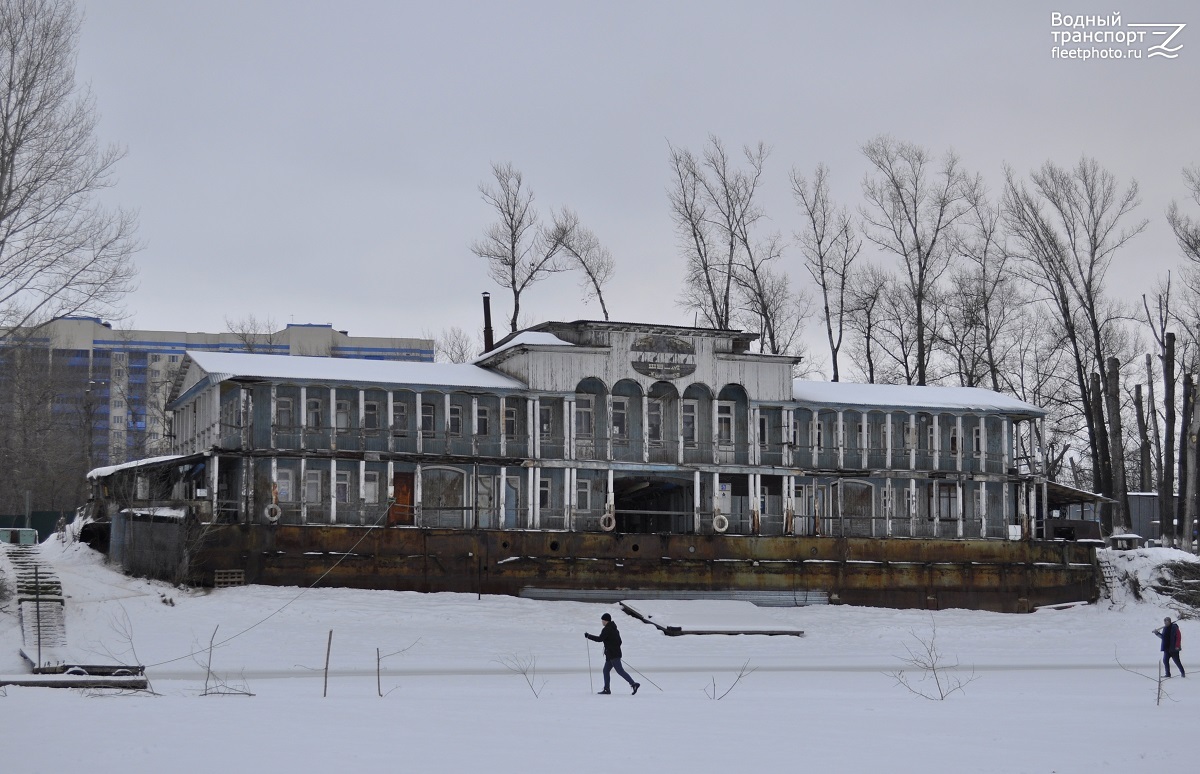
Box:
[87,320,1100,611]
[14,316,433,467]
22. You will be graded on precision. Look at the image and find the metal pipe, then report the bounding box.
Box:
[482,292,494,353]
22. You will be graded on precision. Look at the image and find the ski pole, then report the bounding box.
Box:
[621,660,662,692]
[586,640,594,693]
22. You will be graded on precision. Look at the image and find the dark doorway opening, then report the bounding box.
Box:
[613,476,693,533]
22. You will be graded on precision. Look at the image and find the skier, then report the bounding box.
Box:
[585,612,640,695]
[1153,616,1185,678]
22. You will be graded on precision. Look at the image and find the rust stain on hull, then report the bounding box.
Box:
[186,526,1098,613]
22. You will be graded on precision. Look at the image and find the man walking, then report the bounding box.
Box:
[1153,616,1185,678]
[586,612,640,695]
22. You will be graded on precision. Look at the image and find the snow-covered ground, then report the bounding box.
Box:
[1,536,1196,774]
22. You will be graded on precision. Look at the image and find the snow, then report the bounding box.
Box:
[86,454,187,480]
[1,538,1198,773]
[182,350,527,392]
[791,380,1046,417]
[472,331,575,363]
[119,507,188,520]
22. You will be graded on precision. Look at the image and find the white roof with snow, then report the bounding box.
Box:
[87,454,187,480]
[472,331,575,363]
[791,380,1045,417]
[185,351,526,391]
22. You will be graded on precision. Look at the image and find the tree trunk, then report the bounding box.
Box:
[1162,334,1177,546]
[1183,375,1200,553]
[1135,384,1151,492]
[1105,357,1130,534]
[1177,375,1193,549]
[1089,372,1114,533]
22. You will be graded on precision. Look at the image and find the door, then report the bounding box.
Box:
[389,471,414,526]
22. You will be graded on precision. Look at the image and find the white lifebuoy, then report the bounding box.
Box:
[712,513,729,533]
[599,513,616,532]
[264,503,282,523]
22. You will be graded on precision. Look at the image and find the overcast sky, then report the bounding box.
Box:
[74,1,1199,372]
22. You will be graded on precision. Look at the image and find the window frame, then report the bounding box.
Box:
[717,402,735,447]
[276,397,294,428]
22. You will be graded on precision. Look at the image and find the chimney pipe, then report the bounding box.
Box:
[481,292,494,353]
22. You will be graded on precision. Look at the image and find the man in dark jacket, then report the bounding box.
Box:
[1153,616,1185,678]
[586,613,640,695]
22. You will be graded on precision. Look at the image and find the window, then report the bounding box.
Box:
[149,368,160,380]
[575,479,591,511]
[575,395,594,439]
[392,403,408,436]
[364,471,380,503]
[611,398,628,441]
[305,470,322,502]
[277,470,294,502]
[364,402,380,431]
[449,405,463,436]
[647,399,663,445]
[973,426,983,455]
[717,403,734,446]
[335,400,352,431]
[335,471,351,503]
[539,478,552,508]
[758,414,769,448]
[111,413,124,424]
[477,406,490,436]
[682,401,697,447]
[112,399,125,409]
[276,398,294,427]
[112,352,126,363]
[934,485,959,520]
[948,426,959,454]
[168,355,180,364]
[928,424,937,451]
[504,401,518,439]
[539,404,554,439]
[856,422,866,448]
[902,423,913,450]
[421,402,435,437]
[112,367,126,380]
[306,398,322,429]
[813,419,824,451]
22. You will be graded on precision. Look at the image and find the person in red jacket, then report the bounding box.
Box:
[1153,616,1185,678]
[585,613,640,695]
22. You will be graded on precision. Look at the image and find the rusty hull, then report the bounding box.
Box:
[188,526,1097,613]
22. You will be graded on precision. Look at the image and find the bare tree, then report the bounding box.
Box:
[433,326,478,363]
[0,0,138,339]
[472,163,579,333]
[860,136,980,385]
[792,164,860,380]
[1144,282,1176,545]
[224,314,281,353]
[1167,165,1200,267]
[559,210,614,320]
[844,263,891,384]
[938,200,1027,391]
[1003,157,1147,533]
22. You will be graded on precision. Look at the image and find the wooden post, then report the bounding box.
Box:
[323,629,333,698]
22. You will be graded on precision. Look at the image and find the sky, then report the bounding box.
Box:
[72,1,1200,370]
[2,536,1198,772]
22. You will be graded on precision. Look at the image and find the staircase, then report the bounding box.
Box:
[1,542,147,688]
